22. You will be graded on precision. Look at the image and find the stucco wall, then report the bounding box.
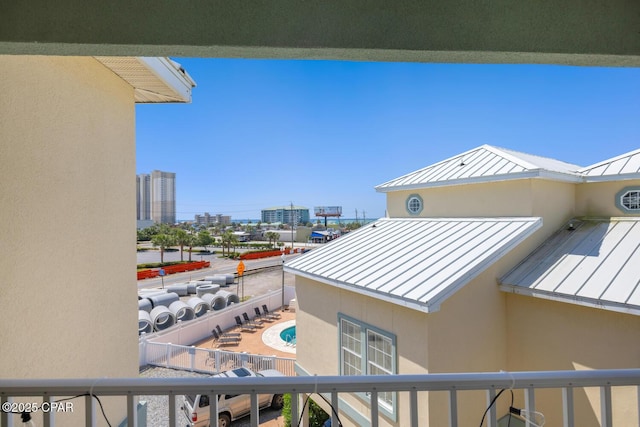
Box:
[295,276,430,426]
[506,293,640,426]
[0,56,137,425]
[386,179,535,218]
[576,179,640,217]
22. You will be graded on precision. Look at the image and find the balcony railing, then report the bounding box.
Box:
[2,369,640,427]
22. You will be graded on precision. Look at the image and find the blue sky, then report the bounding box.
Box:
[136,59,640,221]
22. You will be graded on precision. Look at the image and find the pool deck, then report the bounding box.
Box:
[193,309,297,359]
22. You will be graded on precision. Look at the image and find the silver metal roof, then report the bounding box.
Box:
[500,218,640,315]
[285,217,542,313]
[375,145,582,192]
[94,57,196,103]
[579,148,640,181]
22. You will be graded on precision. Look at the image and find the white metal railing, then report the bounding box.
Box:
[2,369,640,427]
[142,341,296,376]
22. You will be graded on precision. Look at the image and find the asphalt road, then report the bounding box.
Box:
[137,253,300,293]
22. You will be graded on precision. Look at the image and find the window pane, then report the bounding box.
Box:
[341,319,362,376]
[367,330,394,408]
[622,191,640,210]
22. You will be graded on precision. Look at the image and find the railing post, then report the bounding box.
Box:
[241,352,249,368]
[486,389,496,427]
[209,394,219,427]
[331,391,339,427]
[189,346,196,372]
[370,391,379,427]
[165,343,172,368]
[410,389,419,427]
[1,396,13,427]
[43,395,55,427]
[301,394,310,427]
[638,385,640,427]
[525,387,536,427]
[449,389,458,427]
[168,394,176,427]
[127,394,137,427]
[85,394,95,427]
[562,387,574,427]
[600,385,612,427]
[250,393,259,427]
[140,334,147,368]
[291,392,299,427]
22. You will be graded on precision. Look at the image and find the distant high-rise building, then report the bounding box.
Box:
[151,170,176,224]
[136,173,151,221]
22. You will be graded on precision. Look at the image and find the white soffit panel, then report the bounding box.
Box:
[285,217,542,313]
[94,56,195,103]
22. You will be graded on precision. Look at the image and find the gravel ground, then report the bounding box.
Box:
[139,367,284,427]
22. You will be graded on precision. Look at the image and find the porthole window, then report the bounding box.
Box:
[406,194,423,215]
[616,187,640,213]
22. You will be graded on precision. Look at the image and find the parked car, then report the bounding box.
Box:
[181,367,285,427]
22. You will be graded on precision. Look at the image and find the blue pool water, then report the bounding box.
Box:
[280,326,296,346]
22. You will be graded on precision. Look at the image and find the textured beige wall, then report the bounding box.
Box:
[506,294,640,426]
[0,56,137,425]
[295,276,430,426]
[385,180,534,218]
[576,179,640,217]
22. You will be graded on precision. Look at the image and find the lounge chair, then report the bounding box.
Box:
[211,330,240,347]
[235,315,256,332]
[216,325,242,339]
[262,304,281,319]
[243,312,264,328]
[254,307,274,322]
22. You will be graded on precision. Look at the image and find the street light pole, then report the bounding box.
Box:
[290,202,294,252]
[281,253,286,312]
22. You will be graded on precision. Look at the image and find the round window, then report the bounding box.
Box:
[616,187,640,212]
[406,194,423,215]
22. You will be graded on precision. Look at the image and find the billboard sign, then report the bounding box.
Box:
[314,206,342,216]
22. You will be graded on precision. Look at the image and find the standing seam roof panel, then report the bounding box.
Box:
[310,221,418,278]
[321,221,424,281]
[409,221,532,302]
[341,221,453,284]
[430,150,486,181]
[573,222,638,299]
[361,221,484,293]
[286,217,541,312]
[499,218,640,315]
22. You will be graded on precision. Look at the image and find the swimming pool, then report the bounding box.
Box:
[279,325,296,346]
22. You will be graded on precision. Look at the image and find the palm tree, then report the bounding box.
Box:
[151,233,175,264]
[185,233,197,262]
[173,228,189,262]
[220,231,239,257]
[265,231,279,248]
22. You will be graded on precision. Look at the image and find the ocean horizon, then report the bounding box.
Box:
[179,217,380,225]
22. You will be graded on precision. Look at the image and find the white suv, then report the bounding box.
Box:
[181,367,285,427]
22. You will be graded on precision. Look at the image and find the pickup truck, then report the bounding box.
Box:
[181,367,284,427]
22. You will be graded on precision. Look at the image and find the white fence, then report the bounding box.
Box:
[142,341,296,376]
[138,286,296,367]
